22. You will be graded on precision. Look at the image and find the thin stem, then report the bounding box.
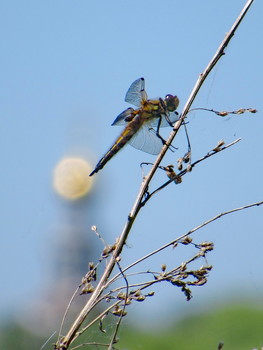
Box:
[143,138,241,203]
[107,262,129,350]
[186,201,263,236]
[58,287,80,342]
[107,200,262,286]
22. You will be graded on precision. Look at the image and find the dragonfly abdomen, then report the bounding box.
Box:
[89,117,143,176]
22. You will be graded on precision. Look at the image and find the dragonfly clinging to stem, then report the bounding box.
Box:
[89,78,179,176]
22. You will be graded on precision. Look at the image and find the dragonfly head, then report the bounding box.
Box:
[165,94,179,112]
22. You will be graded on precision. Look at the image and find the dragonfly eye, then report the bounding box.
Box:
[165,94,179,112]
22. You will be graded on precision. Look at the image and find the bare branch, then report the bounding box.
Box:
[107,200,263,286]
[142,138,242,204]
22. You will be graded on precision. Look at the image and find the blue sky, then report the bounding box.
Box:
[0,0,262,329]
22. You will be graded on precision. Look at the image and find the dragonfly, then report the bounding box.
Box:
[89,78,179,176]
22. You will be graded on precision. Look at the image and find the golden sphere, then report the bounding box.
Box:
[53,158,94,199]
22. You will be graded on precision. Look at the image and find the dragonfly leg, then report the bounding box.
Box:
[152,116,177,152]
[164,111,178,127]
[182,122,192,164]
[149,124,177,153]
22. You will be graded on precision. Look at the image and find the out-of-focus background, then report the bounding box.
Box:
[1,1,262,349]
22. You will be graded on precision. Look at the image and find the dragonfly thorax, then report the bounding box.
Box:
[141,98,167,117]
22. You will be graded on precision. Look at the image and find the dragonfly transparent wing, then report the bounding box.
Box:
[149,110,179,127]
[132,110,179,128]
[125,77,147,107]
[127,123,164,155]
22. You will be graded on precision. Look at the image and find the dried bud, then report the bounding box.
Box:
[216,111,229,117]
[164,165,175,178]
[236,108,245,114]
[183,152,191,163]
[200,241,214,252]
[89,262,95,270]
[161,264,167,272]
[180,262,187,271]
[177,158,183,170]
[186,164,192,172]
[133,290,141,297]
[213,140,225,152]
[182,286,192,301]
[112,306,127,317]
[171,279,185,287]
[181,236,192,245]
[81,283,95,294]
[135,295,146,302]
[192,277,207,286]
[198,266,211,275]
[164,164,183,184]
[175,175,182,184]
[82,265,97,283]
[117,292,127,300]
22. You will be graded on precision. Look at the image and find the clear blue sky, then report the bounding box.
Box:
[0,0,262,329]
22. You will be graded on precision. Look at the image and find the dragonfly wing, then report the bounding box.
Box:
[111,108,134,126]
[125,77,147,107]
[148,111,179,128]
[128,124,163,155]
[160,111,179,126]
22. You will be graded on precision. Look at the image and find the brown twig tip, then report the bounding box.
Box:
[191,107,258,117]
[216,107,257,117]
